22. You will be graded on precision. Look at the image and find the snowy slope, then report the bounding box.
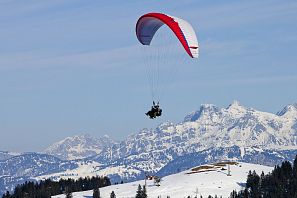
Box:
[52,162,274,198]
[157,146,297,177]
[45,134,118,160]
[35,160,141,183]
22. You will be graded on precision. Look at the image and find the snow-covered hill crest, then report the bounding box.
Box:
[45,134,118,160]
[52,162,274,198]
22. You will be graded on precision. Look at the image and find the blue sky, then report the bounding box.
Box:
[0,0,296,152]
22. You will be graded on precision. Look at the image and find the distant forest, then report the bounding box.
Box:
[229,155,297,198]
[172,155,297,198]
[2,176,110,198]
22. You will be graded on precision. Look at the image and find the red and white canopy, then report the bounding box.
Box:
[136,13,199,58]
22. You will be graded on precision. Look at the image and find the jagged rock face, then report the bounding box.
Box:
[45,134,118,160]
[93,101,297,173]
[181,101,297,149]
[277,103,297,116]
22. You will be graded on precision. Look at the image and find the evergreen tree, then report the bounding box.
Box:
[66,191,72,198]
[65,187,73,198]
[229,190,238,198]
[136,184,142,198]
[281,161,293,180]
[230,155,297,198]
[110,191,116,198]
[2,191,11,198]
[246,170,260,198]
[293,155,297,177]
[141,185,147,198]
[93,187,100,198]
[290,155,297,197]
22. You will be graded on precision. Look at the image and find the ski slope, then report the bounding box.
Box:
[52,162,273,198]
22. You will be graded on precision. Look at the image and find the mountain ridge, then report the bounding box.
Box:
[87,101,297,181]
[44,134,118,160]
[1,101,297,194]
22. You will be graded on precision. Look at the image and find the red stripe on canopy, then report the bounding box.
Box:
[136,13,194,58]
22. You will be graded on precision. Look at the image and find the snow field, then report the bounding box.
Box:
[52,162,273,198]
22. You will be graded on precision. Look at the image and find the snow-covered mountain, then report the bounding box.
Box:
[1,101,297,194]
[0,153,77,177]
[89,101,297,180]
[33,146,296,186]
[0,151,19,161]
[52,162,274,198]
[0,152,78,193]
[45,134,118,160]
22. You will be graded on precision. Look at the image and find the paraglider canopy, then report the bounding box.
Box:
[136,12,199,58]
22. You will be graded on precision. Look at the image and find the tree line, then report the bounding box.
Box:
[2,176,111,198]
[230,155,297,198]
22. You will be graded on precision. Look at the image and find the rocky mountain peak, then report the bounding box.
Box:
[156,122,174,131]
[44,134,118,160]
[228,100,241,108]
[224,100,249,118]
[184,103,219,122]
[277,103,297,117]
[226,100,246,110]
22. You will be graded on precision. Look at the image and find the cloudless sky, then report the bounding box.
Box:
[0,0,296,152]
